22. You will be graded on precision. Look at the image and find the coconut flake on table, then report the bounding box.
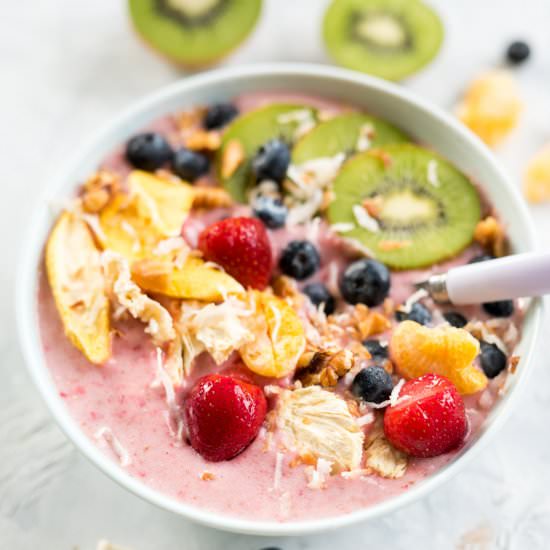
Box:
[352,204,380,233]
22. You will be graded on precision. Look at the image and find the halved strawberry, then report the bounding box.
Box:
[184,374,267,461]
[198,217,273,290]
[383,374,467,458]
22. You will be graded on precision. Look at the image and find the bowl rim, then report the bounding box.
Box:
[15,62,543,536]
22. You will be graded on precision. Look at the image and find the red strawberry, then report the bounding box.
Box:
[198,217,273,289]
[383,374,467,458]
[184,374,267,461]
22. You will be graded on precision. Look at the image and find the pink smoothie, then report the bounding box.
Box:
[38,92,520,523]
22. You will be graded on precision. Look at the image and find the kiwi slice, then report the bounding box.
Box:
[128,0,262,67]
[292,112,408,164]
[328,144,481,269]
[323,0,444,81]
[217,104,317,202]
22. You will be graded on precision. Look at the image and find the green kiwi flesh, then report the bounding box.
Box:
[128,0,262,66]
[292,112,409,164]
[328,144,482,269]
[323,0,444,81]
[217,104,317,202]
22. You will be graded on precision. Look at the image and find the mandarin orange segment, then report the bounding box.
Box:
[390,320,487,395]
[240,291,306,378]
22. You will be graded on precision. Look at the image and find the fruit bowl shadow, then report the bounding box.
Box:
[15,63,543,536]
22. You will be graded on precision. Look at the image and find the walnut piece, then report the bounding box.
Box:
[296,349,355,387]
[192,186,233,209]
[221,139,245,179]
[474,216,508,257]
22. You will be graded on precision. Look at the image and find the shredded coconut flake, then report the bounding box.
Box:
[356,412,375,427]
[330,222,355,233]
[306,216,322,242]
[81,212,107,242]
[427,160,440,187]
[400,288,429,314]
[277,109,317,139]
[305,458,333,489]
[352,204,380,233]
[95,427,131,467]
[356,123,375,152]
[272,452,285,492]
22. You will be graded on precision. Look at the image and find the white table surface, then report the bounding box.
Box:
[2,1,550,548]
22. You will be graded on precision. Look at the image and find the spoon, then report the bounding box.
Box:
[415,251,550,305]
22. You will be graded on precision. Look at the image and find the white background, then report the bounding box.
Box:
[2,1,550,548]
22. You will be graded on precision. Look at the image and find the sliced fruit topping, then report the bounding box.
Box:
[132,255,243,302]
[45,212,110,364]
[216,103,317,202]
[329,144,482,269]
[364,425,408,479]
[479,341,507,378]
[198,217,273,289]
[184,374,267,462]
[128,0,262,68]
[279,240,321,280]
[125,132,173,171]
[277,386,364,471]
[252,195,288,229]
[303,282,335,315]
[203,102,239,130]
[456,70,522,147]
[395,302,432,325]
[292,112,408,164]
[384,373,467,457]
[99,171,194,260]
[251,139,291,183]
[171,148,210,182]
[390,320,487,395]
[340,258,390,306]
[240,291,306,378]
[351,365,394,404]
[323,0,444,81]
[523,143,550,203]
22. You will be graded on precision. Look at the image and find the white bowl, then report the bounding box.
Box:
[16,63,542,536]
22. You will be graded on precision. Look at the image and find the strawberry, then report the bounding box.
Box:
[184,374,267,462]
[198,217,272,289]
[383,374,467,458]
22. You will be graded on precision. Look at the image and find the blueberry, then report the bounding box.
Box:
[279,240,321,280]
[443,311,468,328]
[351,366,394,404]
[303,283,335,314]
[362,339,389,360]
[171,148,210,182]
[506,41,531,65]
[468,254,494,264]
[203,103,239,130]
[340,259,390,307]
[482,300,514,318]
[125,132,173,171]
[396,302,432,325]
[253,196,288,229]
[479,341,507,378]
[252,139,290,183]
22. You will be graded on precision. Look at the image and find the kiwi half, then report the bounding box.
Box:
[292,112,409,164]
[217,104,317,202]
[128,0,262,67]
[328,144,481,269]
[323,0,444,81]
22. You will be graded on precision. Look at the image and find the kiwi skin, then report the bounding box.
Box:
[128,0,263,69]
[323,0,444,81]
[328,144,482,269]
[292,112,409,164]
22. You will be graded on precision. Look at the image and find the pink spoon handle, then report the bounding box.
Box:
[446,251,550,305]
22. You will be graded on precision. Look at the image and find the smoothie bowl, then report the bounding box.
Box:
[16,64,541,535]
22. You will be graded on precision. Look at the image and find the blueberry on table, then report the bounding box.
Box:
[340,259,390,307]
[303,282,335,315]
[351,366,394,404]
[279,240,321,280]
[125,132,173,171]
[171,148,210,182]
[252,139,291,183]
[506,41,531,65]
[253,195,288,229]
[203,103,239,130]
[479,341,507,378]
[443,311,468,328]
[362,339,389,360]
[396,302,432,325]
[482,300,514,318]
